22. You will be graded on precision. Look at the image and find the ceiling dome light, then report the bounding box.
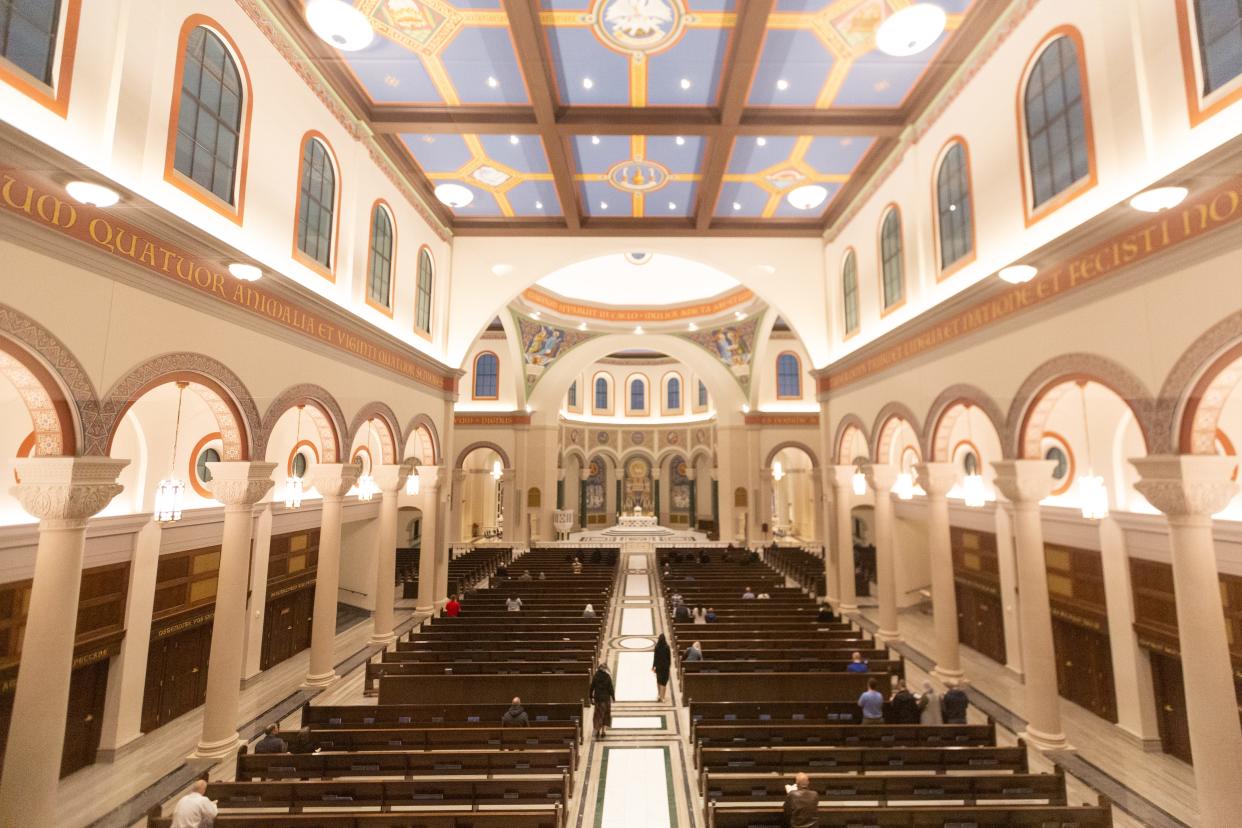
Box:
[534,200,544,209]
[578,322,587,331]
[687,322,698,331]
[732,201,742,211]
[634,325,644,335]
[787,184,829,211]
[65,180,120,207]
[434,183,473,208]
[667,201,677,210]
[509,134,519,145]
[228,263,262,282]
[582,77,594,89]
[305,0,375,51]
[1129,186,1188,213]
[679,78,691,90]
[776,79,789,91]
[486,76,499,88]
[875,3,946,57]
[998,264,1037,284]
[675,136,685,146]
[756,137,767,147]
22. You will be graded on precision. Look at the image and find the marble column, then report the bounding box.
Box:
[415,466,442,611]
[811,471,825,549]
[863,464,900,641]
[194,461,275,758]
[991,459,1067,750]
[915,462,964,681]
[578,467,589,530]
[0,457,127,828]
[687,467,697,529]
[433,470,452,605]
[1132,455,1242,824]
[304,464,358,687]
[828,466,857,613]
[370,463,411,644]
[653,468,662,522]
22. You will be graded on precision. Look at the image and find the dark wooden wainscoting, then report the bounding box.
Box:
[950,527,1006,665]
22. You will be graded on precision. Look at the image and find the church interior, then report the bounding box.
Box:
[1,0,1242,825]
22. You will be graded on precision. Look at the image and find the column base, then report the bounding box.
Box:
[1021,725,1071,752]
[415,603,435,613]
[838,603,859,614]
[191,733,242,759]
[303,670,338,689]
[931,665,965,684]
[368,631,397,646]
[874,628,902,644]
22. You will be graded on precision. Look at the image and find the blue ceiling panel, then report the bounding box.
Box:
[645,179,698,217]
[580,180,633,217]
[645,134,705,173]
[438,26,530,104]
[401,133,475,172]
[507,179,563,216]
[545,27,631,105]
[645,27,732,106]
[747,28,832,107]
[727,136,798,175]
[715,181,768,218]
[803,136,874,175]
[344,38,443,104]
[478,134,551,174]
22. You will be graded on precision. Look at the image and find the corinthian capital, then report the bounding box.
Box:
[990,459,1057,505]
[1131,455,1239,519]
[307,463,361,500]
[11,457,129,526]
[205,461,276,507]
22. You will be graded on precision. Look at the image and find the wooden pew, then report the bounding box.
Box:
[273,726,578,757]
[302,703,582,733]
[689,701,864,728]
[378,673,589,705]
[683,671,872,703]
[236,746,575,780]
[388,646,596,662]
[681,659,902,675]
[365,661,589,695]
[698,743,1029,782]
[150,809,563,828]
[703,768,1068,806]
[704,801,1112,828]
[205,775,569,812]
[692,721,996,754]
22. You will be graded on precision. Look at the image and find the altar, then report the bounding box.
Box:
[617,513,659,530]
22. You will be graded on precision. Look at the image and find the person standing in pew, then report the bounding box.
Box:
[253,723,287,754]
[888,680,920,724]
[858,678,885,724]
[846,651,868,673]
[693,606,706,624]
[506,595,523,612]
[444,594,462,617]
[918,680,942,725]
[652,634,672,701]
[502,697,530,727]
[590,664,615,739]
[941,681,969,724]
[685,641,703,662]
[572,558,583,574]
[496,562,508,578]
[782,772,819,828]
[538,571,547,580]
[169,779,217,828]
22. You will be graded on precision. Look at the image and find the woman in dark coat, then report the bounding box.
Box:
[652,634,672,701]
[590,663,615,739]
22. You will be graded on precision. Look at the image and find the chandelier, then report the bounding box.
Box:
[405,468,420,495]
[154,382,188,522]
[284,405,304,509]
[852,468,867,496]
[771,460,785,482]
[356,419,378,501]
[962,405,986,508]
[1077,382,1109,520]
[892,471,915,501]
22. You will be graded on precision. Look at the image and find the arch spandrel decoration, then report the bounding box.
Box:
[348,402,402,464]
[923,384,1007,461]
[763,441,820,470]
[403,413,442,465]
[832,414,869,465]
[870,402,924,463]
[258,383,348,463]
[1155,310,1242,455]
[455,441,512,470]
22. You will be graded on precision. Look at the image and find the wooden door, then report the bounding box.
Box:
[1150,652,1193,764]
[141,624,211,732]
[262,593,297,669]
[955,582,1006,665]
[1051,617,1117,722]
[60,660,110,777]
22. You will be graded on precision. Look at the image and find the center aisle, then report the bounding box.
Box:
[578,548,696,828]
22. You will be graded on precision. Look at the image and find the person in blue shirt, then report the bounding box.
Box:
[846,651,868,673]
[684,641,703,662]
[858,678,885,724]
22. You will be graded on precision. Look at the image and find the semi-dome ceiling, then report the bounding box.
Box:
[534,253,740,306]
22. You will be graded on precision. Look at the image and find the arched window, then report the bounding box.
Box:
[935,141,973,272]
[841,249,859,334]
[776,353,801,398]
[1,0,64,85]
[629,378,646,412]
[594,376,609,411]
[1192,0,1242,95]
[567,381,577,408]
[667,376,681,411]
[367,202,394,311]
[698,380,708,407]
[473,352,498,399]
[295,134,336,271]
[879,207,903,310]
[172,24,244,206]
[415,247,433,334]
[1022,32,1092,212]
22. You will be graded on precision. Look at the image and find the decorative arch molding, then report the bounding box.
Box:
[0,303,102,455]
[763,441,820,470]
[402,413,441,465]
[1155,310,1242,454]
[620,448,657,467]
[1005,353,1156,459]
[923,384,1007,461]
[832,414,870,465]
[455,441,511,470]
[655,448,686,468]
[348,402,402,464]
[102,352,259,461]
[870,403,924,462]
[560,446,588,468]
[587,449,620,469]
[258,384,347,463]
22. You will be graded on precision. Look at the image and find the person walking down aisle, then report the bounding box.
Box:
[652,633,672,701]
[783,772,820,828]
[590,663,615,739]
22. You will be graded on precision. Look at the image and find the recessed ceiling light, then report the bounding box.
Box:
[1129,186,1188,212]
[582,77,594,90]
[491,263,514,276]
[600,201,608,210]
[65,180,120,207]
[668,201,677,210]
[675,136,685,146]
[578,322,587,331]
[434,183,473,208]
[680,78,691,90]
[948,203,957,212]
[535,200,544,209]
[734,311,747,320]
[787,184,829,211]
[228,263,262,282]
[776,79,789,91]
[531,311,542,320]
[305,0,375,51]
[875,3,947,57]
[509,134,519,145]
[998,264,1037,284]
[487,76,499,88]
[756,137,767,147]
[591,135,600,145]
[634,326,644,335]
[687,322,698,331]
[732,201,742,211]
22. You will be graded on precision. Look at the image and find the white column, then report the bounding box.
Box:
[991,459,1067,751]
[0,457,127,828]
[915,462,964,681]
[241,505,274,680]
[1132,455,1242,824]
[194,461,276,758]
[863,464,900,642]
[370,463,411,644]
[828,466,857,613]
[811,471,825,546]
[501,468,517,542]
[304,464,358,687]
[415,466,442,611]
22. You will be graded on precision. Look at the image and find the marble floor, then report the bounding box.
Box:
[595,747,676,827]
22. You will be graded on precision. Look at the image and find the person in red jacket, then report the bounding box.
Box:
[444,594,461,617]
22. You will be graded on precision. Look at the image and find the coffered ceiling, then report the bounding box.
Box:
[268,0,1009,235]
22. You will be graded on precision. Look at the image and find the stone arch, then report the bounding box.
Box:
[870,402,924,462]
[923,384,1007,461]
[0,303,102,455]
[655,447,686,468]
[763,441,820,469]
[402,413,441,465]
[102,353,259,461]
[1005,353,1156,459]
[833,414,870,464]
[688,446,714,467]
[258,384,347,462]
[455,441,511,470]
[1155,310,1242,454]
[347,402,402,464]
[560,445,588,469]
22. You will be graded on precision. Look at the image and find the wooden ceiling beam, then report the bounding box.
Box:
[695,0,775,231]
[501,0,581,230]
[369,107,539,134]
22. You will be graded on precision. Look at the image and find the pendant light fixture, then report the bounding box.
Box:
[852,466,867,496]
[405,467,420,495]
[892,421,914,500]
[962,404,987,508]
[491,459,503,481]
[356,420,379,501]
[284,405,305,509]
[154,382,189,522]
[1076,382,1109,519]
[771,460,785,482]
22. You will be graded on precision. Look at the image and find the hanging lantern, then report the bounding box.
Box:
[771,460,785,482]
[962,473,986,508]
[155,382,189,523]
[491,459,503,480]
[357,419,379,501]
[406,470,420,495]
[893,471,915,501]
[1078,474,1109,520]
[852,470,867,496]
[283,474,304,509]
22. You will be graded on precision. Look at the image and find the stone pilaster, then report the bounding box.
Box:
[863,463,900,641]
[369,463,411,644]
[915,462,964,681]
[303,464,359,687]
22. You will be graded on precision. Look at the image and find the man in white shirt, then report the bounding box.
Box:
[170,779,217,828]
